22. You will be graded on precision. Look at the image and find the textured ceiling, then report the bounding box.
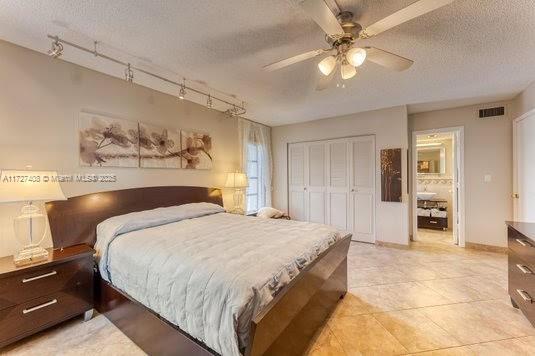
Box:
[0,0,534,126]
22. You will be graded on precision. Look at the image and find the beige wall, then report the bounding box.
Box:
[410,101,514,247]
[272,105,410,245]
[0,40,240,257]
[511,81,535,119]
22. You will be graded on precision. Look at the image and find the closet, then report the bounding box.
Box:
[288,136,375,243]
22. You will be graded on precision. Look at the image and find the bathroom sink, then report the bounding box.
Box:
[417,192,437,200]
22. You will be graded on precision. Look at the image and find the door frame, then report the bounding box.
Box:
[513,107,535,221]
[411,126,465,247]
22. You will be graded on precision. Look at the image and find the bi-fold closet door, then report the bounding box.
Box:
[288,136,375,243]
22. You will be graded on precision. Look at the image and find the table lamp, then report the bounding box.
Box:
[224,172,248,214]
[0,170,66,266]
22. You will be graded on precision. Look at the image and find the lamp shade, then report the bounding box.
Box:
[0,170,66,203]
[225,172,248,189]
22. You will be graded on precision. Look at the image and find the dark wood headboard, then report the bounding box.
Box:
[45,186,223,249]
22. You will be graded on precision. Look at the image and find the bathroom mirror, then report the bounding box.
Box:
[417,146,446,174]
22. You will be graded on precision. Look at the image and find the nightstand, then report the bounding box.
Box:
[0,244,94,348]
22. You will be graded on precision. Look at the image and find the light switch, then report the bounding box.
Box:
[484,174,492,183]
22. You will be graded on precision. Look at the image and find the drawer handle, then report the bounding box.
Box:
[22,270,57,283]
[516,238,532,247]
[430,221,438,224]
[517,264,533,274]
[516,289,533,303]
[23,299,58,314]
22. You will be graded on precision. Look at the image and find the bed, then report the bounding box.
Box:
[46,186,351,356]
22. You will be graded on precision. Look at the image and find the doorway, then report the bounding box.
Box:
[411,127,465,247]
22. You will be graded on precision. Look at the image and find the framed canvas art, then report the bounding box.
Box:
[180,131,213,169]
[79,112,139,167]
[381,148,402,202]
[139,123,181,168]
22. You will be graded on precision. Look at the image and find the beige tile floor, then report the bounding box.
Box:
[2,235,532,356]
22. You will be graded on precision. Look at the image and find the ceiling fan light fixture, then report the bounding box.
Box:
[341,63,356,80]
[346,47,367,67]
[318,55,336,76]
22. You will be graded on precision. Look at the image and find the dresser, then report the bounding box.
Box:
[0,244,94,348]
[507,221,535,326]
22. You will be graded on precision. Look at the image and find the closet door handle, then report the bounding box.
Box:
[517,289,533,303]
[304,187,307,191]
[517,264,533,274]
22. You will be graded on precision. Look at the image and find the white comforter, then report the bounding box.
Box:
[95,203,345,356]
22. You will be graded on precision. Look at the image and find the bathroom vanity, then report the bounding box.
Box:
[417,199,448,230]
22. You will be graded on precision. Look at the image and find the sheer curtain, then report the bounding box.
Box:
[238,118,272,211]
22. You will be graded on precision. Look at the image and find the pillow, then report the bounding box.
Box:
[257,207,284,219]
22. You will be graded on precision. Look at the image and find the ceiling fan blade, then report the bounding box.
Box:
[365,47,414,71]
[263,49,327,72]
[360,0,455,38]
[301,0,345,36]
[316,65,336,91]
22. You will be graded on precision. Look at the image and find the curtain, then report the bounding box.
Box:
[238,118,272,209]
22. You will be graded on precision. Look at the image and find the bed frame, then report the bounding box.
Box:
[46,186,350,356]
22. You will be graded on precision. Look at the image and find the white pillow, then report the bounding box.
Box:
[257,207,284,219]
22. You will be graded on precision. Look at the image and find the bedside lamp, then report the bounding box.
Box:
[225,172,248,215]
[0,170,66,266]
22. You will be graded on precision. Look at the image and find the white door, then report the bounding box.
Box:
[288,143,306,221]
[514,111,535,221]
[326,140,350,231]
[350,136,376,243]
[306,142,327,223]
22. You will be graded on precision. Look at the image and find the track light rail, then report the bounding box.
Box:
[47,35,246,116]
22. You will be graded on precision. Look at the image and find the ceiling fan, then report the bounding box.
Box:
[263,0,455,89]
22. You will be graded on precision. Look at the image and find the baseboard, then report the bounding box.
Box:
[375,241,410,250]
[465,242,508,254]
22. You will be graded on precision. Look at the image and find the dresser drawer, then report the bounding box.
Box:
[508,226,535,262]
[418,216,448,230]
[509,251,535,325]
[0,258,93,311]
[0,285,92,348]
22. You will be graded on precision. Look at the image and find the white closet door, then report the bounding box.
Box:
[306,142,327,223]
[288,143,306,221]
[350,136,376,243]
[326,140,350,230]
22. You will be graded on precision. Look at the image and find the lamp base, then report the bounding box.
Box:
[14,245,49,266]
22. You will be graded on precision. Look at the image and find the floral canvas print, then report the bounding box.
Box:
[180,131,213,169]
[79,112,139,167]
[139,123,181,168]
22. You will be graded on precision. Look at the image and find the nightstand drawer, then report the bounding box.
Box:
[0,285,92,348]
[0,258,93,311]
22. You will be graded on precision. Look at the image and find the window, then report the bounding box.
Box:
[246,143,263,214]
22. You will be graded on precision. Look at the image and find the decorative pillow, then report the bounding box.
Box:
[257,207,284,219]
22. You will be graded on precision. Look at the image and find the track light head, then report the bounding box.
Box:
[206,94,213,108]
[124,63,134,83]
[48,38,63,58]
[178,78,186,100]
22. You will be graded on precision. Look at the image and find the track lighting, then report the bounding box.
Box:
[47,37,63,58]
[206,94,213,108]
[124,63,134,83]
[178,78,186,99]
[45,35,246,116]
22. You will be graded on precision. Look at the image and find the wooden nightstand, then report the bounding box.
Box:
[0,244,94,348]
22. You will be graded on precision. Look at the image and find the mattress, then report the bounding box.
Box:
[95,203,346,356]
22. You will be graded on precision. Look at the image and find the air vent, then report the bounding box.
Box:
[479,106,505,118]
